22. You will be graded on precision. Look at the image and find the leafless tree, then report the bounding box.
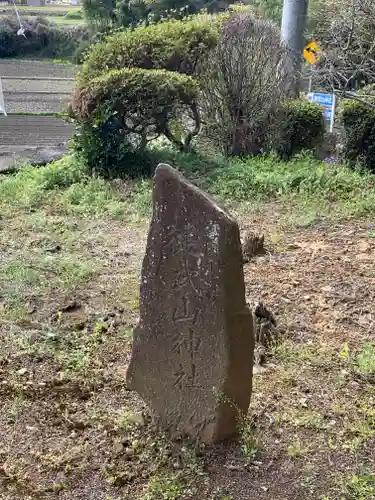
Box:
[201,12,291,157]
[312,0,375,105]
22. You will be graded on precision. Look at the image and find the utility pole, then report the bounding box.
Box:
[281,0,309,96]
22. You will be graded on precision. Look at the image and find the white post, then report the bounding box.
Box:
[0,77,7,116]
[330,93,336,133]
[308,73,312,93]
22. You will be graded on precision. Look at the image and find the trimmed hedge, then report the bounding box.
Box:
[72,68,199,121]
[71,68,200,176]
[78,17,219,85]
[340,85,375,171]
[275,98,325,160]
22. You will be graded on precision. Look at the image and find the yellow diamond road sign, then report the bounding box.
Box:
[304,40,321,65]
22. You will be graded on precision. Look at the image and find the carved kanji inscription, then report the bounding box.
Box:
[126,164,254,444]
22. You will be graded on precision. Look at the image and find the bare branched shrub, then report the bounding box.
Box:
[201,12,290,157]
[312,0,375,94]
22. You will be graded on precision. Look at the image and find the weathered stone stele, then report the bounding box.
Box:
[126,164,254,444]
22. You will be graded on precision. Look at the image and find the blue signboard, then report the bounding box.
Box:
[323,108,333,120]
[306,92,335,131]
[307,92,333,106]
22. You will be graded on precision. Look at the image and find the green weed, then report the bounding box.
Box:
[210,153,374,200]
[286,439,310,458]
[269,340,297,363]
[1,295,27,321]
[339,342,375,377]
[61,178,125,218]
[117,410,145,431]
[1,260,40,286]
[343,414,375,453]
[355,343,375,376]
[343,470,375,499]
[7,392,28,420]
[293,410,324,430]
[129,180,152,218]
[239,417,261,462]
[4,148,375,227]
[52,256,95,289]
[92,321,107,341]
[119,326,133,340]
[62,348,90,373]
[120,273,140,311]
[143,474,185,500]
[0,156,85,210]
[0,260,41,320]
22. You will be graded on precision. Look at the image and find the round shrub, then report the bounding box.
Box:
[275,98,325,160]
[77,17,219,85]
[70,68,200,176]
[72,67,199,124]
[339,85,375,171]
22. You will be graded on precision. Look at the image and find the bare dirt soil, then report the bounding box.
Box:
[1,60,76,113]
[0,60,77,79]
[0,116,74,147]
[0,203,374,499]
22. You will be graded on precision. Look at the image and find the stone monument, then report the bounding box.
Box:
[126,164,254,444]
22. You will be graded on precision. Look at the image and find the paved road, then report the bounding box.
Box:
[0,115,74,147]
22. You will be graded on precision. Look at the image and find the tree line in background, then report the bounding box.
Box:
[81,0,334,32]
[82,0,285,31]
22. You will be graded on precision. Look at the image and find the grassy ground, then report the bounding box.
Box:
[0,5,81,12]
[0,5,84,25]
[0,153,374,499]
[43,15,83,25]
[0,13,84,25]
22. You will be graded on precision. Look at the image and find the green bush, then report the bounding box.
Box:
[71,68,200,176]
[78,17,219,85]
[64,9,84,20]
[0,15,89,58]
[340,85,375,171]
[71,122,156,178]
[73,38,92,64]
[275,98,325,160]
